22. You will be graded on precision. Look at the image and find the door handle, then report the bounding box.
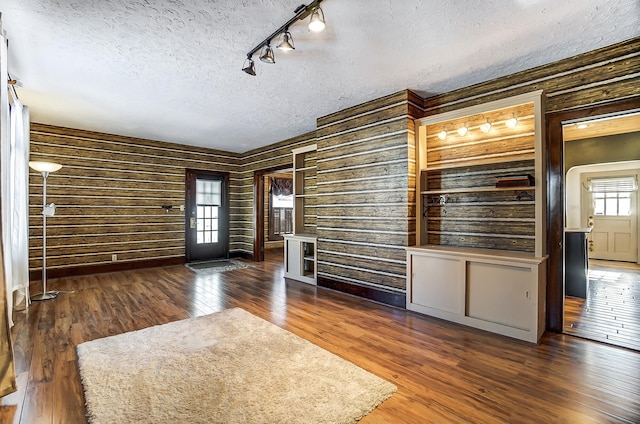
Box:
[190,217,196,229]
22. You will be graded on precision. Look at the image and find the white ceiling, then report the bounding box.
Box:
[3,0,639,153]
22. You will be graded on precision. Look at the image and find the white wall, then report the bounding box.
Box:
[565,160,640,228]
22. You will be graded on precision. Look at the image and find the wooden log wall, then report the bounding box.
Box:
[423,37,640,115]
[28,124,240,276]
[314,90,423,302]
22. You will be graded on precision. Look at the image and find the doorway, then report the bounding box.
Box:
[185,169,230,262]
[561,111,640,350]
[253,165,292,262]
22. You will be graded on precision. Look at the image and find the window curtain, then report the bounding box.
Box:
[0,21,18,397]
[270,177,293,196]
[8,98,30,319]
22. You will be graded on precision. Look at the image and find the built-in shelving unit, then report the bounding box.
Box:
[407,91,548,343]
[284,144,318,285]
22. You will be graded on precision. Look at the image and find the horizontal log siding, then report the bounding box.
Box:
[423,37,640,115]
[28,124,240,272]
[315,90,422,292]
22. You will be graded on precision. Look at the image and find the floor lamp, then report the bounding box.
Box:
[29,161,62,301]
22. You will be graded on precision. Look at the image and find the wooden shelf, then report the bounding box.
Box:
[421,186,534,195]
[424,155,535,171]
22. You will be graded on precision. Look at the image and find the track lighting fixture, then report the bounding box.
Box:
[242,56,256,75]
[242,0,326,76]
[457,126,468,136]
[308,6,326,32]
[480,121,492,133]
[506,115,518,128]
[259,44,275,63]
[277,31,295,51]
[438,129,447,140]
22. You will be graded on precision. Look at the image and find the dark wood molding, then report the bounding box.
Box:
[317,276,406,308]
[253,164,292,262]
[545,96,640,333]
[29,256,186,281]
[229,250,253,261]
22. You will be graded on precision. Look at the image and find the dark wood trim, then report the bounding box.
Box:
[253,165,292,262]
[29,256,185,281]
[229,250,253,260]
[317,276,406,308]
[545,96,640,333]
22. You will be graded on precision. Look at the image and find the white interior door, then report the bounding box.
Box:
[582,173,638,262]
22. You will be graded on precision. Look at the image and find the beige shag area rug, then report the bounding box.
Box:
[76,308,396,424]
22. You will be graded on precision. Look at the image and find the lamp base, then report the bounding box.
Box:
[30,292,58,301]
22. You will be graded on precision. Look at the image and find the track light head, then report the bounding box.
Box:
[259,44,275,63]
[242,57,256,76]
[277,31,295,51]
[308,6,326,32]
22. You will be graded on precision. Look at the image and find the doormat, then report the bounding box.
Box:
[185,259,251,273]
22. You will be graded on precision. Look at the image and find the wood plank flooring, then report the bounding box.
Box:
[565,260,640,351]
[2,250,640,423]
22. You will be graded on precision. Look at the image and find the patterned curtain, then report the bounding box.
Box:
[270,177,293,196]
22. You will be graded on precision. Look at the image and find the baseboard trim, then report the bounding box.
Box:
[29,257,186,281]
[229,251,254,261]
[317,276,406,308]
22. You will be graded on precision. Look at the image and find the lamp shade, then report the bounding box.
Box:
[308,6,326,32]
[242,58,256,76]
[277,32,295,51]
[29,161,62,173]
[259,45,275,63]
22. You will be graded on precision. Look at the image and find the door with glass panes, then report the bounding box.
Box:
[582,173,638,262]
[186,170,229,262]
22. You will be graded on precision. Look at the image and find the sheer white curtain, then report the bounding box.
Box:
[1,25,30,327]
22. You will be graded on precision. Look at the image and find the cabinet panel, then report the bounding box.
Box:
[465,261,532,331]
[411,255,462,314]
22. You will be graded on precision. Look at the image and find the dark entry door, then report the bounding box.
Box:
[185,169,229,262]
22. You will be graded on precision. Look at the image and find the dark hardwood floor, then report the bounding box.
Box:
[2,250,640,423]
[565,260,640,351]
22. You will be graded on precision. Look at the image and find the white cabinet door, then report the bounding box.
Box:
[410,254,462,315]
[466,261,533,331]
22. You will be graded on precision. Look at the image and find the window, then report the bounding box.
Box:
[196,179,221,244]
[269,177,293,240]
[590,177,636,217]
[593,192,631,216]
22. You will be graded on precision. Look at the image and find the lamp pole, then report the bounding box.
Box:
[29,161,62,301]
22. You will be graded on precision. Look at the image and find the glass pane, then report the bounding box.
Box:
[605,198,617,216]
[594,198,605,215]
[197,180,222,206]
[619,198,631,216]
[204,232,212,243]
[197,219,204,231]
[204,206,212,218]
[204,219,211,230]
[197,206,204,217]
[211,231,218,243]
[211,219,218,230]
[211,207,219,218]
[197,232,204,244]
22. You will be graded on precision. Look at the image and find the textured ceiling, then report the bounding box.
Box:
[3,0,639,153]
